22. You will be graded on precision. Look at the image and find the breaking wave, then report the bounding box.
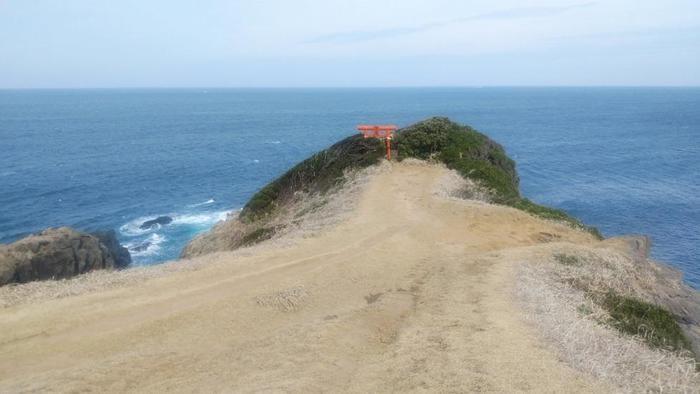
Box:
[119,208,233,265]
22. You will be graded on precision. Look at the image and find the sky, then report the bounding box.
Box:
[0,0,699,88]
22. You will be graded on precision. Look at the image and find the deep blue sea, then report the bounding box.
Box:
[1,88,698,288]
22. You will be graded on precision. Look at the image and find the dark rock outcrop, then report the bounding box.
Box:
[92,229,132,268]
[0,227,131,286]
[131,241,151,253]
[139,216,172,230]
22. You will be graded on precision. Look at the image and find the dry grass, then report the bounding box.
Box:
[430,161,493,202]
[516,245,699,393]
[242,160,391,246]
[432,161,699,392]
[0,256,228,309]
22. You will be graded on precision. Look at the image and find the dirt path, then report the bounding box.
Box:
[0,162,610,392]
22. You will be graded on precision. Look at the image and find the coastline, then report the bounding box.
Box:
[1,118,698,392]
[1,160,697,392]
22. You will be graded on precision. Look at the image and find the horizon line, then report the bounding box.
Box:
[2,84,700,91]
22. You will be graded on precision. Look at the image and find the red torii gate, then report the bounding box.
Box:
[357,124,398,160]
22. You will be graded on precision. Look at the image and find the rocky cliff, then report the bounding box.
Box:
[0,227,131,286]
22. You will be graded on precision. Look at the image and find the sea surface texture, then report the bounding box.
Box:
[1,88,698,288]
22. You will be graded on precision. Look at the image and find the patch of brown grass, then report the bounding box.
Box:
[516,245,699,392]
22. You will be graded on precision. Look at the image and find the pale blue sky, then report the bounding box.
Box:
[1,0,699,88]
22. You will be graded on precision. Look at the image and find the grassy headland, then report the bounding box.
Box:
[239,117,601,238]
[211,117,696,362]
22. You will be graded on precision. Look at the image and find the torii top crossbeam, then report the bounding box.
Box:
[357,124,398,160]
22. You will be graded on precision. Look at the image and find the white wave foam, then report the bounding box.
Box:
[125,233,166,257]
[120,209,232,237]
[119,215,164,236]
[188,198,215,207]
[171,210,230,226]
[265,140,282,144]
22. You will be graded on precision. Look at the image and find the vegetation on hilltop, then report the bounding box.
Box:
[238,117,601,237]
[396,117,602,238]
[397,117,519,199]
[185,116,606,260]
[240,135,384,222]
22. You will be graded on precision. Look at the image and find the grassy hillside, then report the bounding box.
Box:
[240,117,601,238]
[240,134,384,222]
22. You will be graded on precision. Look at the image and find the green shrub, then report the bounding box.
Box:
[511,199,603,239]
[240,135,384,222]
[602,293,693,354]
[396,117,454,159]
[554,253,582,266]
[397,117,519,199]
[396,117,601,237]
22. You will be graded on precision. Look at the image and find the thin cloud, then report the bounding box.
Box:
[305,2,596,44]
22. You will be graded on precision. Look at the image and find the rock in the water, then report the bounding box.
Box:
[139,216,172,230]
[131,241,151,253]
[0,227,131,286]
[92,229,132,268]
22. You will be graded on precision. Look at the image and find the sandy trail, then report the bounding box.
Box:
[0,162,609,393]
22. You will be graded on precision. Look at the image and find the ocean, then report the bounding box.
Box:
[1,88,698,288]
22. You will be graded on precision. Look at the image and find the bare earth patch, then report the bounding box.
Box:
[255,285,309,312]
